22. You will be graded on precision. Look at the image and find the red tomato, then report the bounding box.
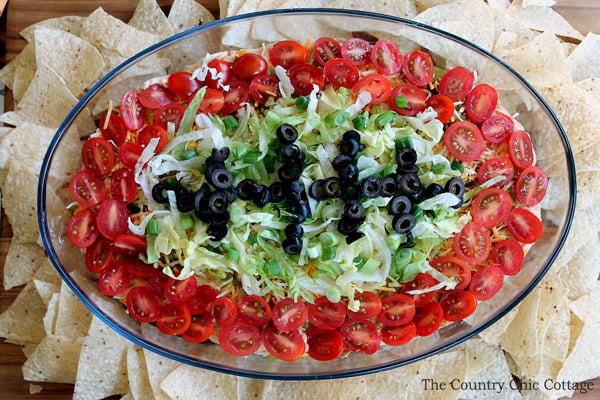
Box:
[389,84,426,117]
[477,156,514,187]
[181,313,214,343]
[70,169,107,208]
[197,88,224,114]
[84,237,114,273]
[232,52,268,79]
[323,58,359,89]
[114,233,147,257]
[347,291,382,320]
[439,67,474,101]
[352,74,391,105]
[122,258,156,279]
[508,130,534,170]
[506,207,543,244]
[340,319,382,354]
[249,74,280,104]
[82,137,115,177]
[208,296,237,327]
[139,84,177,109]
[127,286,160,323]
[237,295,272,327]
[481,113,514,143]
[465,84,498,123]
[381,322,417,346]
[426,94,454,123]
[413,302,443,336]
[269,40,308,69]
[155,103,186,132]
[156,303,192,335]
[219,321,262,356]
[186,285,218,315]
[221,79,250,114]
[110,168,137,202]
[453,222,491,265]
[118,141,144,170]
[98,262,131,296]
[203,59,232,89]
[491,239,524,276]
[138,124,168,153]
[313,37,342,67]
[471,187,513,229]
[430,256,472,291]
[308,296,347,328]
[99,114,127,146]
[164,276,198,305]
[167,71,201,99]
[440,290,477,321]
[120,88,145,130]
[341,38,372,66]
[402,50,434,87]
[469,264,504,301]
[444,120,485,162]
[306,327,344,361]
[271,298,308,332]
[96,199,128,240]
[148,270,170,297]
[67,209,99,248]
[401,273,439,307]
[371,39,403,75]
[262,323,305,362]
[377,293,415,327]
[515,166,548,206]
[288,63,325,95]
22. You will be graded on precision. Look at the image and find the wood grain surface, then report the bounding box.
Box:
[1,1,599,399]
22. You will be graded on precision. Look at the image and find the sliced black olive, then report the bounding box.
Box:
[252,184,272,207]
[396,147,418,169]
[290,201,310,224]
[176,187,194,213]
[309,179,327,200]
[236,178,258,201]
[276,124,298,144]
[285,223,304,238]
[208,191,229,215]
[152,182,170,204]
[445,177,466,209]
[401,232,416,248]
[345,230,365,244]
[283,236,303,255]
[208,168,234,190]
[278,161,303,182]
[396,164,419,175]
[323,177,342,199]
[209,210,230,225]
[340,181,361,202]
[337,216,363,235]
[127,203,141,214]
[381,175,398,197]
[425,183,444,198]
[339,162,359,182]
[211,147,230,162]
[340,138,360,158]
[207,224,228,241]
[392,213,416,234]
[343,199,364,220]
[397,173,424,202]
[361,176,382,198]
[223,186,238,203]
[280,143,304,161]
[388,195,412,216]
[286,180,306,203]
[269,181,285,203]
[193,183,212,219]
[332,154,353,171]
[343,129,361,143]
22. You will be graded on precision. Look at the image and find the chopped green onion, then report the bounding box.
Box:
[324,110,350,127]
[352,111,368,130]
[177,86,206,135]
[226,248,240,262]
[360,258,381,275]
[295,95,309,110]
[265,261,281,276]
[306,243,322,259]
[223,115,239,132]
[164,178,179,188]
[205,245,223,254]
[263,155,276,173]
[376,111,398,127]
[180,148,197,160]
[451,160,465,172]
[395,95,408,108]
[322,247,336,261]
[243,151,261,164]
[146,219,159,235]
[411,206,424,220]
[180,214,194,230]
[431,163,446,174]
[319,232,340,247]
[326,287,341,303]
[353,255,366,270]
[248,232,258,245]
[395,136,413,149]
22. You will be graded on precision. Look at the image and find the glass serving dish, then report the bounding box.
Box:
[38,9,576,379]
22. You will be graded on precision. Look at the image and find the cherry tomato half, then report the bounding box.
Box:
[110,168,137,202]
[219,321,262,356]
[340,319,382,354]
[114,233,147,257]
[122,258,156,279]
[208,296,237,327]
[262,323,305,362]
[371,39,403,75]
[82,137,115,177]
[181,313,214,343]
[444,121,485,162]
[381,322,417,346]
[469,264,504,301]
[440,290,478,321]
[430,256,472,291]
[438,66,474,101]
[138,124,168,153]
[313,37,342,67]
[197,88,224,114]
[508,130,535,170]
[306,327,344,361]
[84,237,113,273]
[155,103,186,132]
[118,141,144,170]
[232,52,268,79]
[481,113,514,143]
[323,58,359,89]
[377,293,415,327]
[99,114,127,146]
[186,285,218,315]
[249,74,280,104]
[67,209,99,248]
[453,222,491,265]
[139,84,176,109]
[347,291,382,320]
[426,94,454,123]
[271,298,308,332]
[221,79,250,114]
[269,40,308,69]
[352,74,391,105]
[341,38,372,66]
[120,88,145,130]
[390,84,427,116]
[164,276,198,305]
[506,207,543,244]
[288,63,325,96]
[491,239,525,276]
[70,169,107,208]
[477,156,514,188]
[156,303,191,335]
[401,273,439,307]
[202,59,232,89]
[237,295,272,327]
[465,84,498,123]
[402,50,434,87]
[96,199,129,240]
[167,71,201,99]
[127,286,160,323]
[471,187,513,229]
[413,302,443,337]
[515,166,548,206]
[308,296,347,328]
[98,262,131,296]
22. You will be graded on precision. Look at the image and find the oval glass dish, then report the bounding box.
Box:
[38,9,576,379]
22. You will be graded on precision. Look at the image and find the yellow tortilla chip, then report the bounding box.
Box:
[499,286,541,356]
[168,0,216,33]
[128,0,175,39]
[22,334,83,384]
[2,241,45,289]
[54,282,93,340]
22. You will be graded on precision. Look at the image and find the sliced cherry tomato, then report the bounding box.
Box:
[84,237,114,273]
[377,293,415,327]
[99,262,131,296]
[491,239,525,276]
[202,59,232,89]
[118,141,144,170]
[430,256,472,291]
[426,94,454,123]
[127,286,160,323]
[82,137,115,177]
[249,74,279,104]
[181,313,214,343]
[197,87,224,114]
[262,323,305,362]
[465,84,498,123]
[506,207,543,244]
[139,84,177,109]
[389,83,427,116]
[148,270,170,297]
[515,166,548,206]
[122,258,156,279]
[271,298,308,332]
[453,222,491,265]
[208,296,237,327]
[371,39,403,75]
[481,113,514,143]
[232,52,268,79]
[341,38,372,66]
[164,276,198,305]
[110,168,137,202]
[138,124,168,153]
[352,74,391,105]
[221,79,250,114]
[120,88,145,130]
[67,209,99,248]
[438,66,475,101]
[440,290,477,321]
[477,156,514,187]
[114,233,147,257]
[167,71,201,99]
[186,285,218,315]
[323,58,359,89]
[313,37,342,66]
[96,199,128,240]
[401,273,439,307]
[469,264,504,301]
[237,295,272,327]
[308,296,347,328]
[99,114,127,146]
[381,322,417,346]
[471,187,513,229]
[70,169,106,208]
[156,303,191,335]
[444,120,485,162]
[219,321,262,356]
[288,63,325,96]
[402,50,434,87]
[508,130,534,170]
[413,302,443,337]
[347,291,382,320]
[306,327,344,361]
[340,319,382,354]
[269,40,308,69]
[155,103,185,132]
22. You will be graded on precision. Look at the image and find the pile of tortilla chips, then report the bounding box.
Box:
[1,0,599,398]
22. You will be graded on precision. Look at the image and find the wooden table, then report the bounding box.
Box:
[1,1,599,399]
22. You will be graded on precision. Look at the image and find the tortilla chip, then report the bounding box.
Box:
[43,293,60,335]
[574,77,600,102]
[556,320,600,383]
[491,11,537,53]
[543,300,570,363]
[460,338,503,378]
[142,349,181,400]
[126,347,155,400]
[160,364,239,400]
[328,0,417,18]
[0,280,47,344]
[54,282,93,339]
[365,358,434,400]
[33,279,60,307]
[21,334,84,383]
[20,15,86,42]
[506,5,584,41]
[168,0,216,33]
[264,375,368,400]
[567,32,600,82]
[461,354,521,400]
[2,241,45,289]
[218,0,230,19]
[518,0,556,7]
[0,42,36,89]
[558,239,600,299]
[414,0,454,13]
[430,349,469,400]
[129,0,175,39]
[238,377,268,399]
[1,161,41,243]
[500,286,541,356]
[12,66,36,104]
[0,120,55,171]
[33,258,62,286]
[224,0,246,18]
